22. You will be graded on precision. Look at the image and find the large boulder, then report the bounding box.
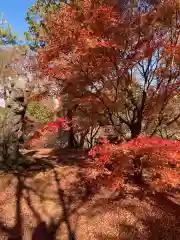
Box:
[0,79,30,166]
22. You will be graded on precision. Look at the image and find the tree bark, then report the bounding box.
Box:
[133,155,143,184]
[130,121,142,139]
[67,109,75,148]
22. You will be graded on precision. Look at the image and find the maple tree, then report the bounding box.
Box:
[88,135,180,190]
[23,0,180,192]
[33,0,179,146]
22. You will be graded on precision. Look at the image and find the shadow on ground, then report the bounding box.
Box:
[0,166,76,240]
[0,149,179,239]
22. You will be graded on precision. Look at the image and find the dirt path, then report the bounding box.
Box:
[0,149,179,240]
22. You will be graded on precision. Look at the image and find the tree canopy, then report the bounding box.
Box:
[0,13,17,45]
[25,0,62,49]
[33,0,179,141]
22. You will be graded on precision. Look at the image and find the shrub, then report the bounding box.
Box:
[88,136,180,190]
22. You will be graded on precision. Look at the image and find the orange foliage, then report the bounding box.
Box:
[37,0,180,140]
[30,0,180,189]
[88,136,180,189]
[25,118,69,147]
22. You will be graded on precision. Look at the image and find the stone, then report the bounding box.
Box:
[0,82,29,166]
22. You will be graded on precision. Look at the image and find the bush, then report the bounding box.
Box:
[88,136,180,190]
[26,101,54,124]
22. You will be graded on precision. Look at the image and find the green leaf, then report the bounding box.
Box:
[26,101,54,123]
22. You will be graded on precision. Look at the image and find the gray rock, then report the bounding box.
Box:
[0,84,28,166]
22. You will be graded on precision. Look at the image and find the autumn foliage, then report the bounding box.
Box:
[88,136,180,190]
[35,0,180,143]
[25,0,180,189]
[25,117,69,147]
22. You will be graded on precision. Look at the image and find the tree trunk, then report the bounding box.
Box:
[68,127,75,148]
[67,109,75,148]
[133,155,143,184]
[130,121,142,139]
[79,130,89,148]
